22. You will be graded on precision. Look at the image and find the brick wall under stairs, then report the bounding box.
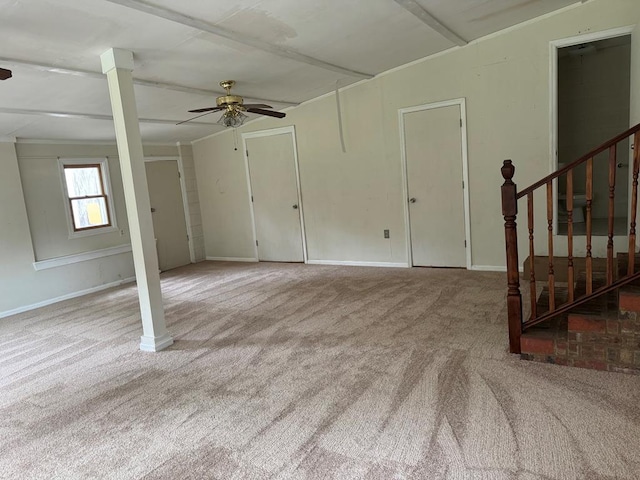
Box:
[520,254,640,375]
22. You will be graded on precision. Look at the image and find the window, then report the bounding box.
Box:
[59,158,117,237]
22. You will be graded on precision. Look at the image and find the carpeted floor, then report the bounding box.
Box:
[1,261,639,479]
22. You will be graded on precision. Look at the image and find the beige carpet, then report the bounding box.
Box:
[1,261,639,479]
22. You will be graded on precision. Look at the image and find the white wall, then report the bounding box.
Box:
[192,0,640,269]
[0,141,206,317]
[17,143,131,260]
[0,142,135,316]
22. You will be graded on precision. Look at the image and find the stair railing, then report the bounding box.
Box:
[501,122,640,354]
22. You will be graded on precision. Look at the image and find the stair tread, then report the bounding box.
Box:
[526,252,640,330]
[535,277,614,318]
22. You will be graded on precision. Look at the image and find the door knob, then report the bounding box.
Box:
[151,207,156,213]
[292,204,298,209]
[409,198,416,204]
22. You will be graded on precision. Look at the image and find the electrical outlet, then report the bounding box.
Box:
[120,229,125,236]
[384,229,390,239]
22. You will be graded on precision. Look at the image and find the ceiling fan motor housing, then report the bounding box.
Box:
[216,95,243,107]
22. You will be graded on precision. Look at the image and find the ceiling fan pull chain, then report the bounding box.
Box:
[233,128,239,151]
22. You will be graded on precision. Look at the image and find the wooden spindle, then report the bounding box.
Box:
[501,160,522,354]
[547,181,555,311]
[527,192,536,319]
[629,132,640,275]
[567,170,574,302]
[586,158,593,294]
[607,145,617,285]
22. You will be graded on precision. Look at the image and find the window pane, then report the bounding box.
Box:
[64,166,103,197]
[71,198,109,229]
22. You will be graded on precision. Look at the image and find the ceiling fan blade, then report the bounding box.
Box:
[242,104,272,109]
[246,108,286,119]
[0,68,12,80]
[176,110,219,125]
[188,106,223,113]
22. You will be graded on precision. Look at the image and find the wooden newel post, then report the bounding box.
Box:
[501,160,522,354]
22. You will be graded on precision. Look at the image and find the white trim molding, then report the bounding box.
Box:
[471,265,524,273]
[307,260,409,268]
[140,333,174,352]
[175,154,196,264]
[206,256,259,262]
[0,276,136,319]
[471,265,507,272]
[398,98,472,270]
[33,244,132,271]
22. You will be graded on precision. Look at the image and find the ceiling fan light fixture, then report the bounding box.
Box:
[183,80,285,127]
[217,108,247,128]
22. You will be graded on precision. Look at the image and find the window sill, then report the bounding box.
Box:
[33,244,132,271]
[68,225,119,239]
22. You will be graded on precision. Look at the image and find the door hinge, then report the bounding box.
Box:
[246,149,249,156]
[256,240,259,246]
[462,180,465,189]
[178,171,181,178]
[460,118,462,128]
[464,240,467,248]
[187,234,189,241]
[251,195,254,202]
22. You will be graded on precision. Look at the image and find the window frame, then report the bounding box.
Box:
[58,157,118,239]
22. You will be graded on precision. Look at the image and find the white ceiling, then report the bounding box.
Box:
[0,0,579,143]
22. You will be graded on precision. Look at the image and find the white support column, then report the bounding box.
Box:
[100,48,173,352]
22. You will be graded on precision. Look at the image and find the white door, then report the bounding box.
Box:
[145,160,191,271]
[404,105,467,267]
[246,132,304,262]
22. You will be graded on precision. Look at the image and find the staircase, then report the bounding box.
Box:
[520,253,640,374]
[500,123,640,374]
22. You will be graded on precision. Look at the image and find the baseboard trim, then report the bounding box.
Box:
[0,276,136,319]
[33,244,132,271]
[140,333,174,352]
[307,260,409,268]
[471,265,524,273]
[206,256,259,262]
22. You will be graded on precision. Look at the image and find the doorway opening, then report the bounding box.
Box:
[145,159,192,272]
[554,34,632,236]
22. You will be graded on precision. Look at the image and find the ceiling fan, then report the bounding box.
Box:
[181,80,286,128]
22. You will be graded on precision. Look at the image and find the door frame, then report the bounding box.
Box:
[241,126,308,263]
[549,26,635,236]
[398,98,472,269]
[144,156,195,263]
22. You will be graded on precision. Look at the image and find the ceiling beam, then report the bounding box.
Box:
[103,0,374,80]
[393,0,467,47]
[0,56,299,107]
[0,107,218,126]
